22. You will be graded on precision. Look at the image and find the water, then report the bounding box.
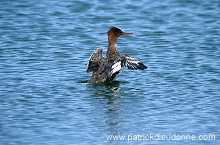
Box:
[0,0,220,144]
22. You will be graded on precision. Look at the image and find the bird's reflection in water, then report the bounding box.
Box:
[90,81,123,131]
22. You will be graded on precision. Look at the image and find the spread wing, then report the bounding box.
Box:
[86,47,105,73]
[121,55,147,70]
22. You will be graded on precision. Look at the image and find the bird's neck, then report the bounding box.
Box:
[107,35,120,61]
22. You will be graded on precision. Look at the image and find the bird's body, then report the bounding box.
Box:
[87,27,147,83]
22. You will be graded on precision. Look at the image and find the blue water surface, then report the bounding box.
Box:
[0,0,220,145]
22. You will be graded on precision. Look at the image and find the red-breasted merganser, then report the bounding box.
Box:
[86,26,147,83]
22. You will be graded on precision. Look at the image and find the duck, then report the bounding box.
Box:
[86,26,147,83]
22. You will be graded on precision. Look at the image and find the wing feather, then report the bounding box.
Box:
[86,47,105,73]
[121,55,147,70]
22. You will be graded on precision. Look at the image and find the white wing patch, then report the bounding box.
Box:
[111,61,122,74]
